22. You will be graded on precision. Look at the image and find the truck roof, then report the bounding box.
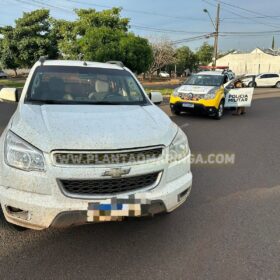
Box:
[34,60,124,70]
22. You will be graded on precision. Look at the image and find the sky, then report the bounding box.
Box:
[1,0,280,52]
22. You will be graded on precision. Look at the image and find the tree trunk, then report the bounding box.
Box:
[13,69,17,77]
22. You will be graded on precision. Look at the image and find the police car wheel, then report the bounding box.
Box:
[248,81,256,88]
[214,101,224,120]
[171,108,181,116]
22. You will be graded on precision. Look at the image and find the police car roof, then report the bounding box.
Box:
[196,71,224,76]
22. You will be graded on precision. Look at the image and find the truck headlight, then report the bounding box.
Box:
[204,88,217,100]
[4,131,45,172]
[169,128,190,163]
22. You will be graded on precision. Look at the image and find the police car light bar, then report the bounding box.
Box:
[199,66,229,70]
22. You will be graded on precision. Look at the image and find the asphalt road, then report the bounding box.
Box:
[0,89,280,280]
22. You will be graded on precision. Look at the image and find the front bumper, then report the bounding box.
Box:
[0,153,192,230]
[170,102,218,115]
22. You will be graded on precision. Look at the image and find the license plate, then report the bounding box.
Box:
[87,198,147,222]
[98,203,123,211]
[182,103,194,108]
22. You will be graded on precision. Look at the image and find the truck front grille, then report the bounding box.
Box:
[53,148,163,166]
[59,172,161,196]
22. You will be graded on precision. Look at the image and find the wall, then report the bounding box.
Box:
[215,52,280,75]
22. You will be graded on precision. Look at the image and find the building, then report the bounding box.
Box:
[215,48,280,75]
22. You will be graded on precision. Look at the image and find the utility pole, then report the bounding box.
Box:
[203,2,221,67]
[213,2,220,67]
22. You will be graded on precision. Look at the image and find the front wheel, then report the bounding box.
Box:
[275,82,280,88]
[214,101,224,120]
[248,81,256,88]
[171,107,181,116]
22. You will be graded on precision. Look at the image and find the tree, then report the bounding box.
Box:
[55,8,152,73]
[78,26,124,62]
[75,8,129,34]
[51,19,77,59]
[0,26,20,75]
[147,39,175,78]
[119,34,153,74]
[0,9,59,74]
[15,9,59,68]
[0,8,152,74]
[196,43,214,65]
[175,46,197,75]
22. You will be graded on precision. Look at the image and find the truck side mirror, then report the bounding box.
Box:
[0,88,20,102]
[148,92,163,105]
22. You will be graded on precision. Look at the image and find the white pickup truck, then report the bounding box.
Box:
[0,59,192,230]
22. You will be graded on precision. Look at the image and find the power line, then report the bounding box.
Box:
[62,0,209,22]
[131,25,212,35]
[129,25,280,36]
[212,0,274,19]
[30,0,74,13]
[223,15,280,20]
[221,9,279,29]
[171,28,280,45]
[221,31,280,35]
[171,33,215,45]
[202,0,280,29]
[210,0,280,25]
[5,0,280,46]
[216,0,280,26]
[12,0,48,9]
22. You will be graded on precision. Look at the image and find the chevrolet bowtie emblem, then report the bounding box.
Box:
[102,168,131,178]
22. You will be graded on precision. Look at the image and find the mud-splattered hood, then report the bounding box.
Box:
[10,104,178,152]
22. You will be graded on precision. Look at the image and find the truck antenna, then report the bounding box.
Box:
[78,53,87,66]
[39,56,48,66]
[78,53,84,60]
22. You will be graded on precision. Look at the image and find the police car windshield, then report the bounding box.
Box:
[184,75,224,87]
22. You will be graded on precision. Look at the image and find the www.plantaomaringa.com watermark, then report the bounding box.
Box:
[191,153,235,166]
[54,150,235,166]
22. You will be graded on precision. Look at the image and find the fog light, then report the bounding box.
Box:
[178,187,191,202]
[5,205,30,221]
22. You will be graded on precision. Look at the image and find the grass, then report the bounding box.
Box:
[0,79,25,88]
[145,88,173,96]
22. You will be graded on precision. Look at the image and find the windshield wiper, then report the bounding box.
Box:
[26,99,145,106]
[85,101,116,105]
[27,99,73,105]
[26,100,115,105]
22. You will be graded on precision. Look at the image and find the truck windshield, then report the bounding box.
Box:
[184,75,224,87]
[25,66,148,105]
